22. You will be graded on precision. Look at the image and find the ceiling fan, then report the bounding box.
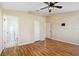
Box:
[40,2,62,12]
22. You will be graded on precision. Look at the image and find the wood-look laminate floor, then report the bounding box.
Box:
[1,38,79,56]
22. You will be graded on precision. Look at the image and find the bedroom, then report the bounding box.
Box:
[0,2,79,56]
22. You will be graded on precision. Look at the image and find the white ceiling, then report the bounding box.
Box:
[0,2,79,16]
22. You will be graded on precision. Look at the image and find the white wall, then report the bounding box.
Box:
[0,8,3,54]
[40,16,46,40]
[47,11,79,45]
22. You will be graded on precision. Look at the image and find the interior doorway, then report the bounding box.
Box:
[34,17,41,41]
[46,23,52,39]
[3,15,19,49]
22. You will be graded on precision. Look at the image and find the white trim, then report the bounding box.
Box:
[18,40,35,46]
[51,38,79,46]
[40,39,45,41]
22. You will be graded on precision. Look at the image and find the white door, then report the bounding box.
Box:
[3,15,19,48]
[34,17,41,41]
[46,23,52,38]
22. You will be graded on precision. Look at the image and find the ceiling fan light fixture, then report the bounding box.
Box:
[49,7,53,12]
[49,7,52,10]
[49,9,51,12]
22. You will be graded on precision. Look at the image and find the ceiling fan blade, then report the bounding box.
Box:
[40,6,48,10]
[44,2,49,5]
[53,6,62,8]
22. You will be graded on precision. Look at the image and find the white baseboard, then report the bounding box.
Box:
[51,38,79,46]
[18,41,35,46]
